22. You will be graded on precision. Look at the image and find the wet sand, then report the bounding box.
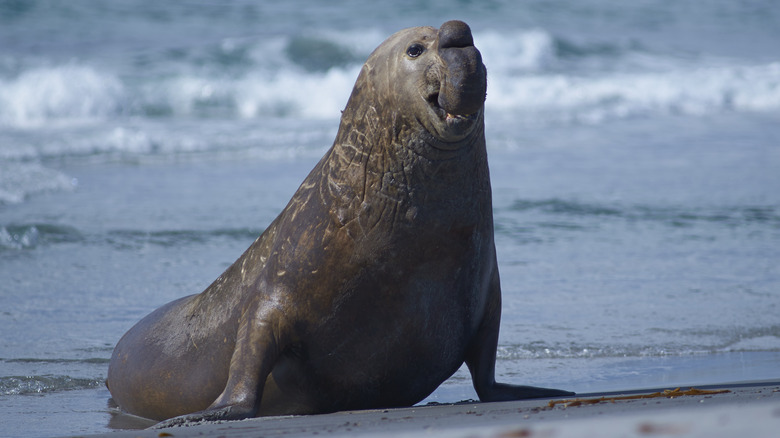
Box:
[74,381,780,438]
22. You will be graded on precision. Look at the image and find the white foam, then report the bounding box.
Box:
[0,225,39,250]
[486,62,780,124]
[477,29,557,73]
[235,67,360,119]
[135,59,359,120]
[0,161,74,204]
[472,28,780,123]
[0,65,125,127]
[722,335,780,353]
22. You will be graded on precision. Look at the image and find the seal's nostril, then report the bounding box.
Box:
[437,20,473,49]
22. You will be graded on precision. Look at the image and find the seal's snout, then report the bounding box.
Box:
[438,20,474,49]
[436,21,486,118]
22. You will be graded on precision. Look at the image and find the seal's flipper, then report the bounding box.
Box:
[152,405,240,429]
[155,309,287,427]
[465,268,574,401]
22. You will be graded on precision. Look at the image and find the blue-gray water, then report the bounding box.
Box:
[1,1,779,436]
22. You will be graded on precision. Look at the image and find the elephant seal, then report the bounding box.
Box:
[107,20,573,426]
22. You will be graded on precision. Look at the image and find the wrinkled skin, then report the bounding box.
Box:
[106,21,573,427]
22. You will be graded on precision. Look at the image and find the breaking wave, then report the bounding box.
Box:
[0,65,126,127]
[1,30,778,129]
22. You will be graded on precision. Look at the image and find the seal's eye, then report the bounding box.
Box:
[406,43,425,58]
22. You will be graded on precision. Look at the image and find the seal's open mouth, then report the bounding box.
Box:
[426,91,478,132]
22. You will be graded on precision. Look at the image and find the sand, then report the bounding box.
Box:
[75,381,780,438]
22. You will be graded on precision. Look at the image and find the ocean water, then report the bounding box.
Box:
[1,1,779,436]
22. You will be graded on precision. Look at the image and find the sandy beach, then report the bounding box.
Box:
[75,381,779,438]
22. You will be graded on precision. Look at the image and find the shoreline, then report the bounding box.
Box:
[76,380,780,438]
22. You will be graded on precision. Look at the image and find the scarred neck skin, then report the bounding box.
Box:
[315,68,490,243]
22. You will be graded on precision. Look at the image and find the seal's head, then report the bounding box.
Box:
[340,20,487,147]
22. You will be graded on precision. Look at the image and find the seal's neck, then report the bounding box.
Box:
[318,105,491,239]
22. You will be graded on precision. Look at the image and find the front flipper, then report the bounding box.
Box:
[154,306,288,428]
[466,270,574,401]
[153,405,249,429]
